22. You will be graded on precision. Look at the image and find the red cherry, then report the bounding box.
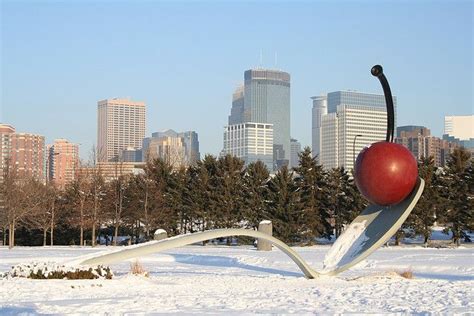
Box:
[354,141,418,206]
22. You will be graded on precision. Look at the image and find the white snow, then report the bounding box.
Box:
[322,221,369,271]
[0,245,472,314]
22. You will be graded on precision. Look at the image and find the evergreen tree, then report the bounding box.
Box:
[406,156,438,244]
[146,158,178,236]
[438,148,473,245]
[200,154,220,230]
[327,167,363,238]
[293,147,332,241]
[168,166,187,234]
[266,165,300,243]
[181,164,206,233]
[124,173,155,239]
[214,155,245,229]
[242,161,270,229]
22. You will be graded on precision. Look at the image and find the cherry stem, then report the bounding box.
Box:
[371,65,395,143]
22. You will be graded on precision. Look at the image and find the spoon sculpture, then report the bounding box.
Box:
[78,65,425,278]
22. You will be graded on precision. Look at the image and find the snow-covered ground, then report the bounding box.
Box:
[1,244,473,314]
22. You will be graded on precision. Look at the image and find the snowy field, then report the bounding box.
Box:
[0,244,473,314]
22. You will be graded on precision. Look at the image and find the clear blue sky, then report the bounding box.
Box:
[1,0,472,161]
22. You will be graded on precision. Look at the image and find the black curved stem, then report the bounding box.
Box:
[371,65,394,143]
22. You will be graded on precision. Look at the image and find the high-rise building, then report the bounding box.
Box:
[243,69,291,168]
[119,147,143,163]
[228,85,244,125]
[47,139,79,188]
[97,98,146,162]
[290,138,302,169]
[179,131,200,164]
[10,132,46,181]
[444,115,474,141]
[320,113,339,169]
[0,124,15,182]
[311,96,327,158]
[396,125,428,137]
[223,122,273,170]
[320,91,392,170]
[142,129,200,168]
[395,126,458,167]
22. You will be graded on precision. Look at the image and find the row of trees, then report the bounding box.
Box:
[1,147,472,248]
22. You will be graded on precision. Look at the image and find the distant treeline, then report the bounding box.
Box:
[1,147,472,248]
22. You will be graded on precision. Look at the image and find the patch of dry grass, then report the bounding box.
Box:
[130,260,149,277]
[397,269,414,279]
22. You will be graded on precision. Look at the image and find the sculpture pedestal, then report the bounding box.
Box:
[257,220,272,251]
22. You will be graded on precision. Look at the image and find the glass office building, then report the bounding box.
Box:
[244,69,291,168]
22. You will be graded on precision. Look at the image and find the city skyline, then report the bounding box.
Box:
[2,1,473,160]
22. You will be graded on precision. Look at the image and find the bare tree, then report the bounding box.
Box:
[106,159,128,246]
[90,166,105,247]
[21,179,51,246]
[2,161,31,248]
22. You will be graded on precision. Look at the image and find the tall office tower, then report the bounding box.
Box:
[327,91,397,127]
[178,131,200,164]
[320,90,393,170]
[444,115,474,141]
[223,122,273,171]
[0,124,15,182]
[97,98,146,162]
[311,95,327,158]
[396,125,427,137]
[10,132,46,181]
[290,138,302,169]
[142,129,200,168]
[320,113,339,169]
[395,126,458,167]
[228,85,244,125]
[243,69,291,168]
[47,139,79,188]
[119,147,143,162]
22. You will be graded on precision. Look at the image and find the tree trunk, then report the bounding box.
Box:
[43,229,47,246]
[9,220,15,249]
[144,189,149,238]
[80,200,84,246]
[395,233,401,246]
[50,201,55,246]
[8,222,13,249]
[92,222,96,247]
[114,224,119,246]
[92,194,98,247]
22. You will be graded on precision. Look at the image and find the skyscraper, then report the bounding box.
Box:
[0,124,15,182]
[179,131,200,164]
[320,91,394,170]
[10,132,46,182]
[290,138,302,169]
[444,115,474,141]
[47,139,79,188]
[97,98,146,162]
[223,122,273,170]
[311,95,327,159]
[243,69,291,168]
[142,129,200,168]
[228,85,244,125]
